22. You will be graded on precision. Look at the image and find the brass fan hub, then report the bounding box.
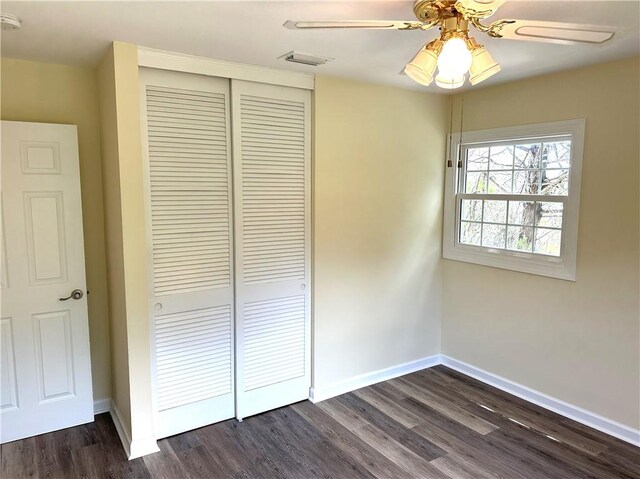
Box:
[412,0,457,26]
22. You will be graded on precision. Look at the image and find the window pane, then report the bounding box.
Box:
[508,201,535,226]
[465,171,487,193]
[537,202,563,228]
[467,147,489,171]
[483,200,507,224]
[489,145,514,170]
[513,169,540,194]
[460,221,481,245]
[543,141,571,169]
[482,224,506,248]
[534,228,562,256]
[487,171,512,194]
[507,226,533,252]
[451,128,579,276]
[514,143,542,168]
[461,199,482,222]
[541,169,569,195]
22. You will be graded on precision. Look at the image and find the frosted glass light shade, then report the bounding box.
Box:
[437,37,472,78]
[404,47,439,86]
[435,74,465,89]
[469,46,501,85]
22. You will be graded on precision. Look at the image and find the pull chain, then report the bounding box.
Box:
[447,95,454,168]
[457,92,465,168]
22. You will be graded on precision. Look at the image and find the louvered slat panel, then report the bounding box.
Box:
[146,85,231,295]
[239,94,305,285]
[142,70,235,438]
[232,80,310,420]
[155,306,232,411]
[243,296,305,391]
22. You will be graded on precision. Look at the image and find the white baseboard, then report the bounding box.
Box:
[440,355,640,447]
[109,401,160,460]
[308,353,639,447]
[309,354,441,403]
[109,402,132,459]
[129,436,160,460]
[96,354,639,449]
[93,398,111,415]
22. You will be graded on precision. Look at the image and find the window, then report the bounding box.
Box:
[443,120,585,280]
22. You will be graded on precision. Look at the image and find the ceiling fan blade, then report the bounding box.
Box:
[496,20,615,45]
[283,20,427,31]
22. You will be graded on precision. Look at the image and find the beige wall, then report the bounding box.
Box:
[313,75,448,391]
[443,57,640,429]
[1,58,111,401]
[97,42,156,455]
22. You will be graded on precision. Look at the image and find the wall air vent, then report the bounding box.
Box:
[279,51,333,67]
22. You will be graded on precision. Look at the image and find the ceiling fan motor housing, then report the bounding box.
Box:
[413,0,504,25]
[413,0,455,26]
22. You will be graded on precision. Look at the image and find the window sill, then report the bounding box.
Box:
[443,244,576,281]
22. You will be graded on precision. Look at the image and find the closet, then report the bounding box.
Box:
[139,67,311,439]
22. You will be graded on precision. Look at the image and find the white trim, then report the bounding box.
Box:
[109,402,132,459]
[137,46,315,91]
[443,119,585,281]
[93,398,111,415]
[110,402,160,460]
[441,355,640,447]
[128,436,160,460]
[309,355,442,403]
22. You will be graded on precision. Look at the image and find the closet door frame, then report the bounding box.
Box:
[139,68,236,438]
[137,46,315,91]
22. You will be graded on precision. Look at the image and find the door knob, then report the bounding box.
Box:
[59,289,84,301]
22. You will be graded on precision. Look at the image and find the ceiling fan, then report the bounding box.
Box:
[284,0,615,89]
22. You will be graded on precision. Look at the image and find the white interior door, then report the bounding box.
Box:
[139,69,235,438]
[231,80,311,419]
[0,121,93,443]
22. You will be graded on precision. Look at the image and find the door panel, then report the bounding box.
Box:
[33,310,75,401]
[232,80,311,419]
[0,318,18,411]
[139,69,235,439]
[0,121,93,444]
[24,192,68,284]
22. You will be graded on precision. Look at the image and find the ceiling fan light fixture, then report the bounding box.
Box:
[435,73,466,89]
[437,36,472,78]
[403,40,442,86]
[467,38,501,85]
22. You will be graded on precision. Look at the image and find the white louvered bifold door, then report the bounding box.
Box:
[140,69,235,438]
[231,80,311,419]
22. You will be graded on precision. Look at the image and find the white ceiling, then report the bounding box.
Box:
[1,1,639,92]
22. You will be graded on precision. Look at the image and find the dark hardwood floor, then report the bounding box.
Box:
[2,366,638,478]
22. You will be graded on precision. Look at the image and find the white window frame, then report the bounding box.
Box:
[443,119,585,281]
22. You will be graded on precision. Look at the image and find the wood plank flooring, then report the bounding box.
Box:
[2,365,638,478]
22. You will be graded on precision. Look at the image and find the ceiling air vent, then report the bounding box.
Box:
[1,13,22,30]
[279,51,333,67]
